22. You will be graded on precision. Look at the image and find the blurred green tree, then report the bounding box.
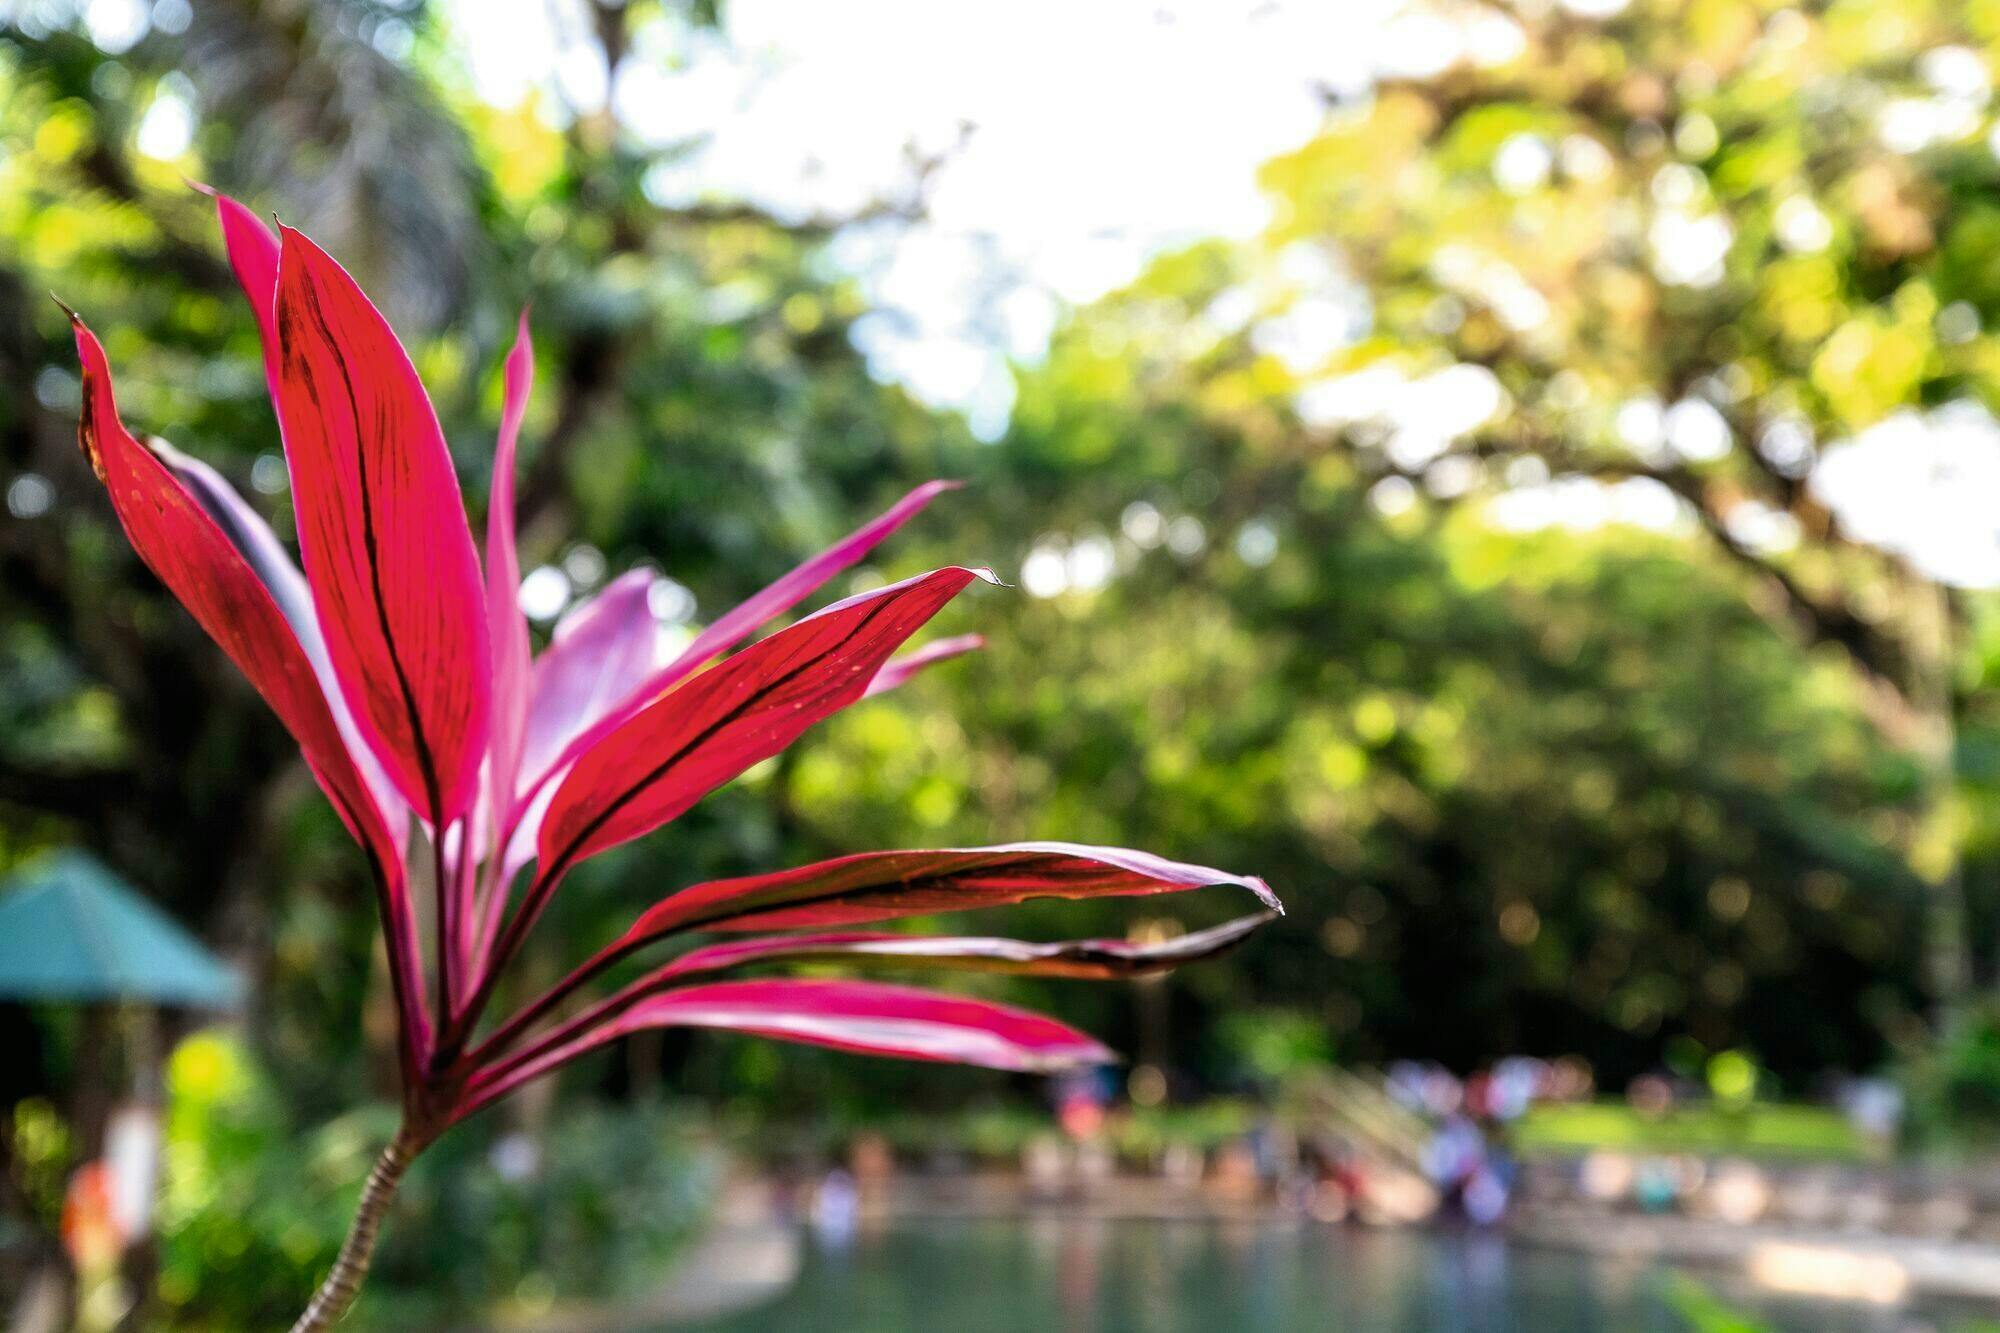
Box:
[1239,0,2000,1019]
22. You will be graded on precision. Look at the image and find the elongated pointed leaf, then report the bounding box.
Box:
[198,186,284,398]
[460,979,1113,1117]
[614,842,1281,948]
[866,634,984,697]
[69,317,430,1057]
[518,568,664,789]
[273,226,492,824]
[497,771,557,889]
[478,913,1274,1075]
[530,482,959,790]
[538,567,992,875]
[74,320,377,857]
[486,312,535,833]
[613,978,1114,1068]
[676,481,961,672]
[158,440,408,850]
[493,568,666,889]
[650,912,1277,983]
[191,191,411,846]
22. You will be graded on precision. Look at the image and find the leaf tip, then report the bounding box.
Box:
[64,312,109,483]
[1066,1041,1122,1070]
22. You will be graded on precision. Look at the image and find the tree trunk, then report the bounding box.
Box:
[1910,576,1970,1026]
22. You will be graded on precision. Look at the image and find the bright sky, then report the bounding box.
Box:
[437,0,1508,437]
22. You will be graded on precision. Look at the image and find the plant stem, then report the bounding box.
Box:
[287,1126,420,1333]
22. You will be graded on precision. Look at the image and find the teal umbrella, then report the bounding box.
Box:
[0,850,241,1009]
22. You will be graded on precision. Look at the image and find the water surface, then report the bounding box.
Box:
[681,1216,1981,1332]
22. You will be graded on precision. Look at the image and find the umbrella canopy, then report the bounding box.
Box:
[0,850,241,1009]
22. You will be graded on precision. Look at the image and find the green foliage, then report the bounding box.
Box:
[1706,1049,1761,1108]
[836,450,1926,1085]
[1234,0,2000,1039]
[1663,1276,1771,1333]
[1111,1101,1260,1161]
[155,1033,715,1329]
[370,1100,716,1322]
[810,0,2000,1092]
[1510,1099,1872,1161]
[1902,996,2000,1144]
[5,1097,71,1230]
[1215,1009,1336,1085]
[156,1033,403,1328]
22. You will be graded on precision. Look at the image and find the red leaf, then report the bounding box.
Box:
[616,842,1282,945]
[188,192,409,843]
[198,187,283,400]
[650,913,1277,983]
[485,311,535,833]
[528,481,958,790]
[537,567,991,875]
[865,633,984,697]
[460,979,1113,1116]
[272,226,492,824]
[156,438,408,851]
[608,979,1115,1069]
[69,316,430,1060]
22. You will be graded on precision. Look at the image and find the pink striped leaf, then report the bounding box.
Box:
[612,842,1281,947]
[529,481,959,791]
[198,186,284,401]
[536,567,993,875]
[461,979,1114,1116]
[272,226,492,825]
[646,912,1277,983]
[595,978,1115,1069]
[156,439,408,850]
[518,568,665,788]
[485,311,535,834]
[192,189,411,846]
[485,570,671,890]
[865,633,984,697]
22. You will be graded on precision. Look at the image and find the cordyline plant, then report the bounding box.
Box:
[62,191,1280,1331]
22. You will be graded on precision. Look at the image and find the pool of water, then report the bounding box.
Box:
[680,1216,1981,1332]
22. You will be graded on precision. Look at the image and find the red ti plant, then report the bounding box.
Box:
[63,195,1280,1331]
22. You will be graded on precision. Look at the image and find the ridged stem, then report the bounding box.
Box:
[286,1126,419,1333]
